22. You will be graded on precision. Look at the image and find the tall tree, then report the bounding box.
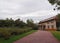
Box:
[56,14,60,30]
[15,18,21,27]
[26,19,34,27]
[48,0,60,10]
[26,19,38,30]
[57,14,60,22]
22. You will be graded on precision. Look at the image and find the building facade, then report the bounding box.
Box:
[38,16,57,31]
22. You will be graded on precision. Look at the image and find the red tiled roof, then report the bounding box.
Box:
[39,16,57,24]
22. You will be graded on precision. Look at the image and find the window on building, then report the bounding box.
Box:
[47,22,49,24]
[51,21,53,23]
[52,25,54,28]
[48,25,49,29]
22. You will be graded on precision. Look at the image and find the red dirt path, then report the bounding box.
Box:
[14,30,60,43]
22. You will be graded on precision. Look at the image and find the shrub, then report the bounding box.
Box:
[2,31,11,40]
[0,29,11,40]
[0,27,32,40]
[32,25,38,30]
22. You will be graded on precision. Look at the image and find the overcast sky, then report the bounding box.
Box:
[0,0,59,23]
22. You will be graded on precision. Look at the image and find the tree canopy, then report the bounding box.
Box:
[57,14,60,22]
[0,18,38,29]
[48,0,60,10]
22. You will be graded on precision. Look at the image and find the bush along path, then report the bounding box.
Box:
[14,30,60,43]
[0,27,32,40]
[0,30,37,43]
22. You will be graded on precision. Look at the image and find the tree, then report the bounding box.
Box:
[0,18,27,28]
[57,14,60,22]
[15,18,21,27]
[9,18,15,27]
[56,14,60,30]
[0,20,6,27]
[19,21,26,28]
[15,18,26,28]
[48,0,60,10]
[26,19,38,30]
[26,19,34,27]
[4,18,14,27]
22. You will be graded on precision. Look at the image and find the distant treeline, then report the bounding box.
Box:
[0,18,26,27]
[0,18,38,29]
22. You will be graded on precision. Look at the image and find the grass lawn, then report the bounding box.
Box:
[0,30,37,43]
[51,31,60,40]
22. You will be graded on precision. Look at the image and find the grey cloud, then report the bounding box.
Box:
[0,0,58,23]
[0,0,54,15]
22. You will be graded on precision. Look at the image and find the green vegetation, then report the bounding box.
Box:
[56,14,60,31]
[0,30,37,43]
[48,0,60,10]
[0,18,26,28]
[0,27,32,39]
[0,18,38,30]
[51,31,60,40]
[0,18,38,39]
[0,18,38,43]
